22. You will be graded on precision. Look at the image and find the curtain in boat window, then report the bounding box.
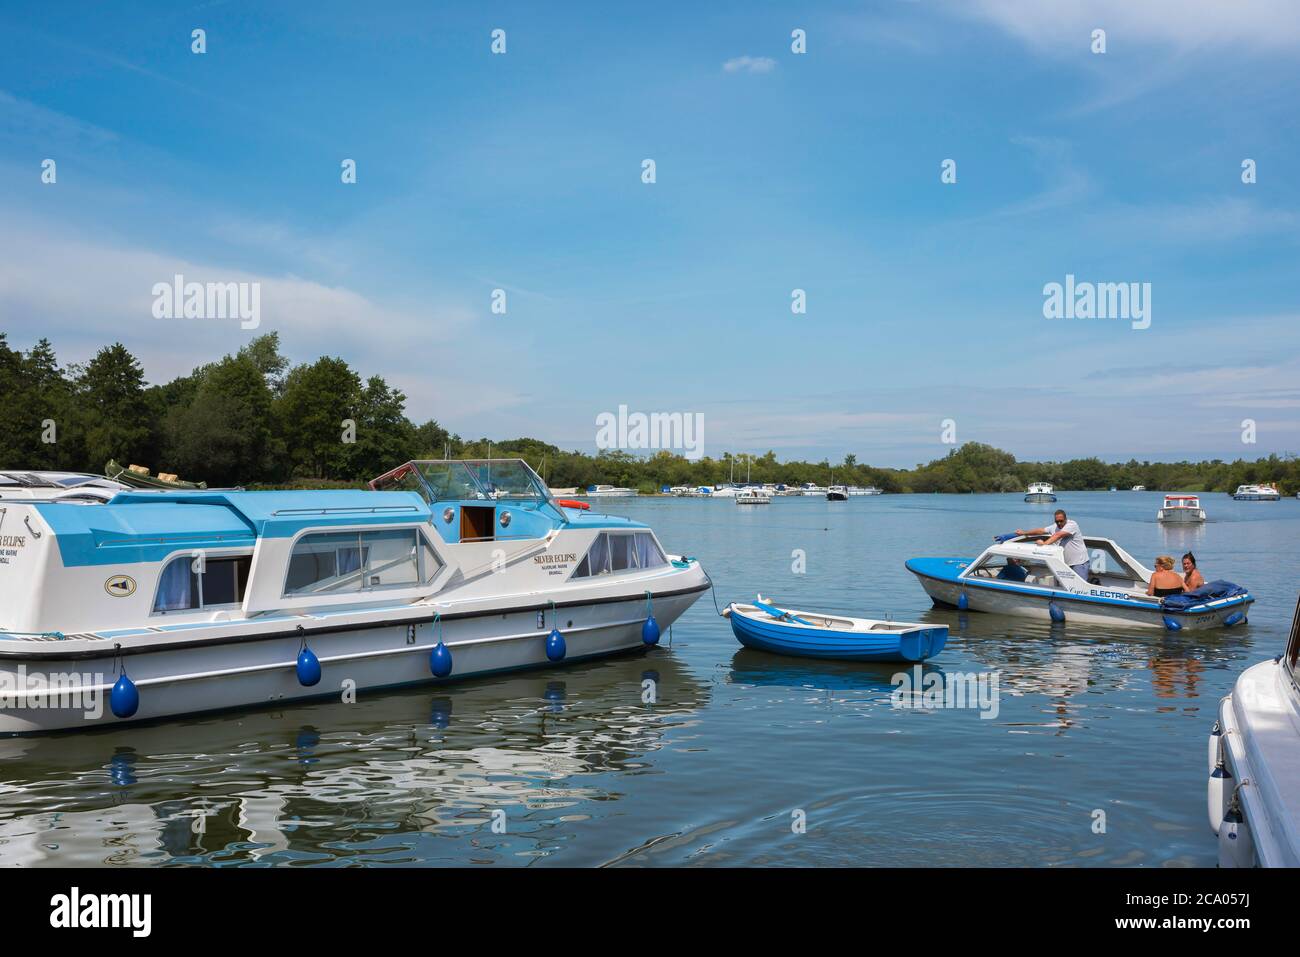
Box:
[585,530,613,574]
[634,533,666,569]
[610,534,636,571]
[154,557,196,611]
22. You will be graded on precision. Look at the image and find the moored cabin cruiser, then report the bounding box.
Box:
[0,459,708,734]
[905,534,1252,631]
[1208,594,1300,866]
[1232,483,1280,501]
[584,484,637,497]
[849,486,883,496]
[799,483,827,496]
[1157,494,1206,523]
[736,487,771,505]
[1131,485,1146,492]
[1023,482,1056,504]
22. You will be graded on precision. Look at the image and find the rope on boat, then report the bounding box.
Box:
[703,568,727,617]
[0,630,67,640]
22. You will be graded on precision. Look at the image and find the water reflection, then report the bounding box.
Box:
[0,650,709,866]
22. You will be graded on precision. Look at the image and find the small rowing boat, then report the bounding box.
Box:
[724,596,947,662]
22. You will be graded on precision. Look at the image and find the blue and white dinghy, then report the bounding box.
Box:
[724,596,947,662]
[0,458,708,733]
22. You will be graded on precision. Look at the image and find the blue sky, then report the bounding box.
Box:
[1,1,1298,467]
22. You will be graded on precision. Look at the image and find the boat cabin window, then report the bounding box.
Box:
[284,528,440,596]
[1084,542,1144,582]
[153,554,252,613]
[571,532,667,579]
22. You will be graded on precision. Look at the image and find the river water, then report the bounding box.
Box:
[1,491,1294,866]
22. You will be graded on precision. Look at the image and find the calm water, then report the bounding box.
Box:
[2,492,1296,867]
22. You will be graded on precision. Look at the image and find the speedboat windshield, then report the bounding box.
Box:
[371,459,565,517]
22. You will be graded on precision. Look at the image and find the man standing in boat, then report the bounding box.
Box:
[1016,510,1091,583]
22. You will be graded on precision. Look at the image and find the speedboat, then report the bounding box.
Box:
[724,596,946,662]
[0,471,129,504]
[584,484,637,497]
[826,485,849,502]
[1131,485,1146,492]
[1208,594,1300,866]
[736,487,771,505]
[905,533,1252,631]
[1157,494,1206,523]
[1233,483,1280,501]
[1023,482,1056,503]
[0,459,708,733]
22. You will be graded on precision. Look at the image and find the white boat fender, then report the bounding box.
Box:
[1207,755,1233,835]
[1217,790,1255,868]
[642,591,660,646]
[1207,718,1223,775]
[109,644,140,719]
[429,612,453,678]
[295,628,322,687]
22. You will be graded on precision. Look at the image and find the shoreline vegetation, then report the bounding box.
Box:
[3,333,1297,496]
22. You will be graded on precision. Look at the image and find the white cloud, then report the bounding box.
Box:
[951,0,1300,52]
[0,217,533,424]
[722,56,776,75]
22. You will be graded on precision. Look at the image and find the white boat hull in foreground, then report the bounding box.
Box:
[1209,598,1300,866]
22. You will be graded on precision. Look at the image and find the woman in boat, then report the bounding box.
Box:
[1181,552,1206,593]
[1146,555,1185,598]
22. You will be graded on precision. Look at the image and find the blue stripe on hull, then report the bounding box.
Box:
[729,613,945,662]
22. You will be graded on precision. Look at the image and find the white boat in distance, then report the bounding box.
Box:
[584,484,637,497]
[848,486,883,496]
[1131,485,1146,492]
[1233,483,1280,501]
[736,487,772,505]
[0,459,707,733]
[1023,482,1056,504]
[1208,593,1300,866]
[799,483,827,496]
[826,485,848,502]
[1157,494,1206,523]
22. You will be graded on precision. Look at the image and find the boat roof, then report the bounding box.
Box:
[1164,495,1200,501]
[31,489,431,567]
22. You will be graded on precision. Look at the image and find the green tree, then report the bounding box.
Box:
[74,343,154,471]
[274,356,361,479]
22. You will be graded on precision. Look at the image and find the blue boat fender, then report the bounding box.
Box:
[1049,600,1065,623]
[957,591,969,611]
[547,627,567,661]
[109,644,140,719]
[428,613,453,677]
[1224,611,1245,627]
[642,592,660,646]
[1163,615,1182,632]
[296,645,322,687]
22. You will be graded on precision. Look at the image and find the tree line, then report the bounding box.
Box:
[1,333,1297,494]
